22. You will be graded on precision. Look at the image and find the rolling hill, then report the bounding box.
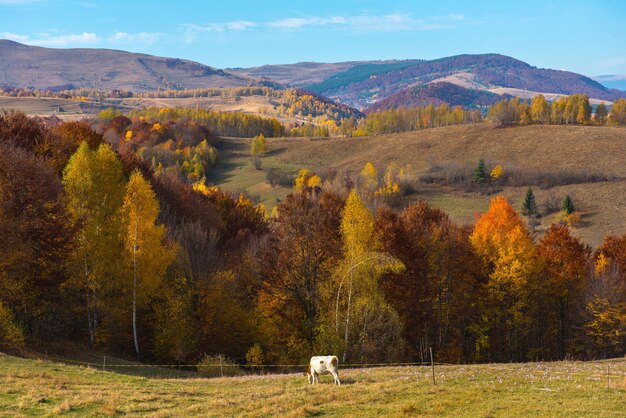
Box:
[235,54,626,110]
[3,40,624,112]
[365,81,508,113]
[208,124,626,248]
[0,40,267,92]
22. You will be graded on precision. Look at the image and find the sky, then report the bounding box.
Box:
[1,0,625,77]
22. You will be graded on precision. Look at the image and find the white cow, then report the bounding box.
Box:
[307,355,340,385]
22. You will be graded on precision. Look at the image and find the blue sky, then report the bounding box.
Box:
[1,0,625,76]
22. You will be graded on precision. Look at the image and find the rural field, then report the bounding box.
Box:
[0,354,625,417]
[209,123,626,247]
[0,95,310,124]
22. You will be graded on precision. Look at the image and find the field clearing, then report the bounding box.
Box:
[0,97,122,119]
[0,95,306,125]
[210,124,626,246]
[0,354,624,416]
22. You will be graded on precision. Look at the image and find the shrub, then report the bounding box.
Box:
[0,302,24,351]
[266,168,296,187]
[556,211,582,227]
[565,212,582,227]
[542,195,561,215]
[196,354,242,378]
[421,161,611,192]
[246,343,264,367]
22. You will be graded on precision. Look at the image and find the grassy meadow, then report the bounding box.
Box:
[0,353,624,416]
[208,124,626,247]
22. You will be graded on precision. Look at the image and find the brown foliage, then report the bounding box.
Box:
[376,201,484,362]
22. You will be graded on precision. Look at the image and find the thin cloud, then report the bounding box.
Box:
[181,20,257,44]
[108,32,161,43]
[0,32,30,42]
[260,13,461,31]
[182,13,464,37]
[34,32,100,46]
[0,32,100,46]
[183,20,258,33]
[1,31,161,47]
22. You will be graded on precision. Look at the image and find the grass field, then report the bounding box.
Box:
[208,124,626,247]
[0,353,624,416]
[0,95,307,125]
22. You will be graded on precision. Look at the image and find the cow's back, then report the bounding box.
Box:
[310,355,338,373]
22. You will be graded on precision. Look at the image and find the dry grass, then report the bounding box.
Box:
[1,95,313,125]
[0,354,624,416]
[211,124,626,247]
[0,97,114,119]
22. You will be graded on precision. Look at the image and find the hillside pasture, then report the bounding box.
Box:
[209,124,626,247]
[0,354,624,416]
[0,96,118,119]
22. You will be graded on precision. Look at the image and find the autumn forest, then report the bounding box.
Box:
[1,96,625,368]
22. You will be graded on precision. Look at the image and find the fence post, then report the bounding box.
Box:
[430,347,436,385]
[102,356,106,371]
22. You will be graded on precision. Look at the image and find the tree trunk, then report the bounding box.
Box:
[559,299,566,360]
[84,249,95,348]
[343,273,353,363]
[132,221,140,358]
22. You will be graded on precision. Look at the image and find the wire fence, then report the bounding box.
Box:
[30,350,626,387]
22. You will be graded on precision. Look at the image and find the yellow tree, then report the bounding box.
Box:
[337,189,403,361]
[530,95,550,123]
[121,170,174,357]
[251,133,267,155]
[63,142,126,347]
[470,196,537,360]
[360,162,378,196]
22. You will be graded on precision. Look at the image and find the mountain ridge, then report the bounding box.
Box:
[0,39,266,92]
[235,53,625,110]
[1,40,624,112]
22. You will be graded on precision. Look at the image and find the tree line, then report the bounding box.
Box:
[488,95,626,126]
[1,111,625,364]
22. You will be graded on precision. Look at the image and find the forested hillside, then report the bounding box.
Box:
[235,54,625,110]
[1,110,625,368]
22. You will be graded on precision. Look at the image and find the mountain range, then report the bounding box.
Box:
[0,39,268,92]
[234,54,624,110]
[1,40,624,113]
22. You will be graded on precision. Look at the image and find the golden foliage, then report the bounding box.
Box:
[490,164,504,181]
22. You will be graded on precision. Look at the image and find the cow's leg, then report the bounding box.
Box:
[330,370,340,386]
[307,366,313,384]
[313,371,318,384]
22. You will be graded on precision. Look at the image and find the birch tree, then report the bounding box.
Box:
[121,170,174,357]
[63,142,125,347]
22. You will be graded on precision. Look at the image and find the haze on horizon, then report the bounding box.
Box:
[1,0,625,78]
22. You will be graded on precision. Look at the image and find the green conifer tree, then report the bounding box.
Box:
[473,158,487,186]
[522,187,539,217]
[562,195,575,215]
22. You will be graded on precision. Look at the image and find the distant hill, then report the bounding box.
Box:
[0,40,267,92]
[235,54,626,110]
[2,41,624,111]
[229,60,422,87]
[365,81,509,113]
